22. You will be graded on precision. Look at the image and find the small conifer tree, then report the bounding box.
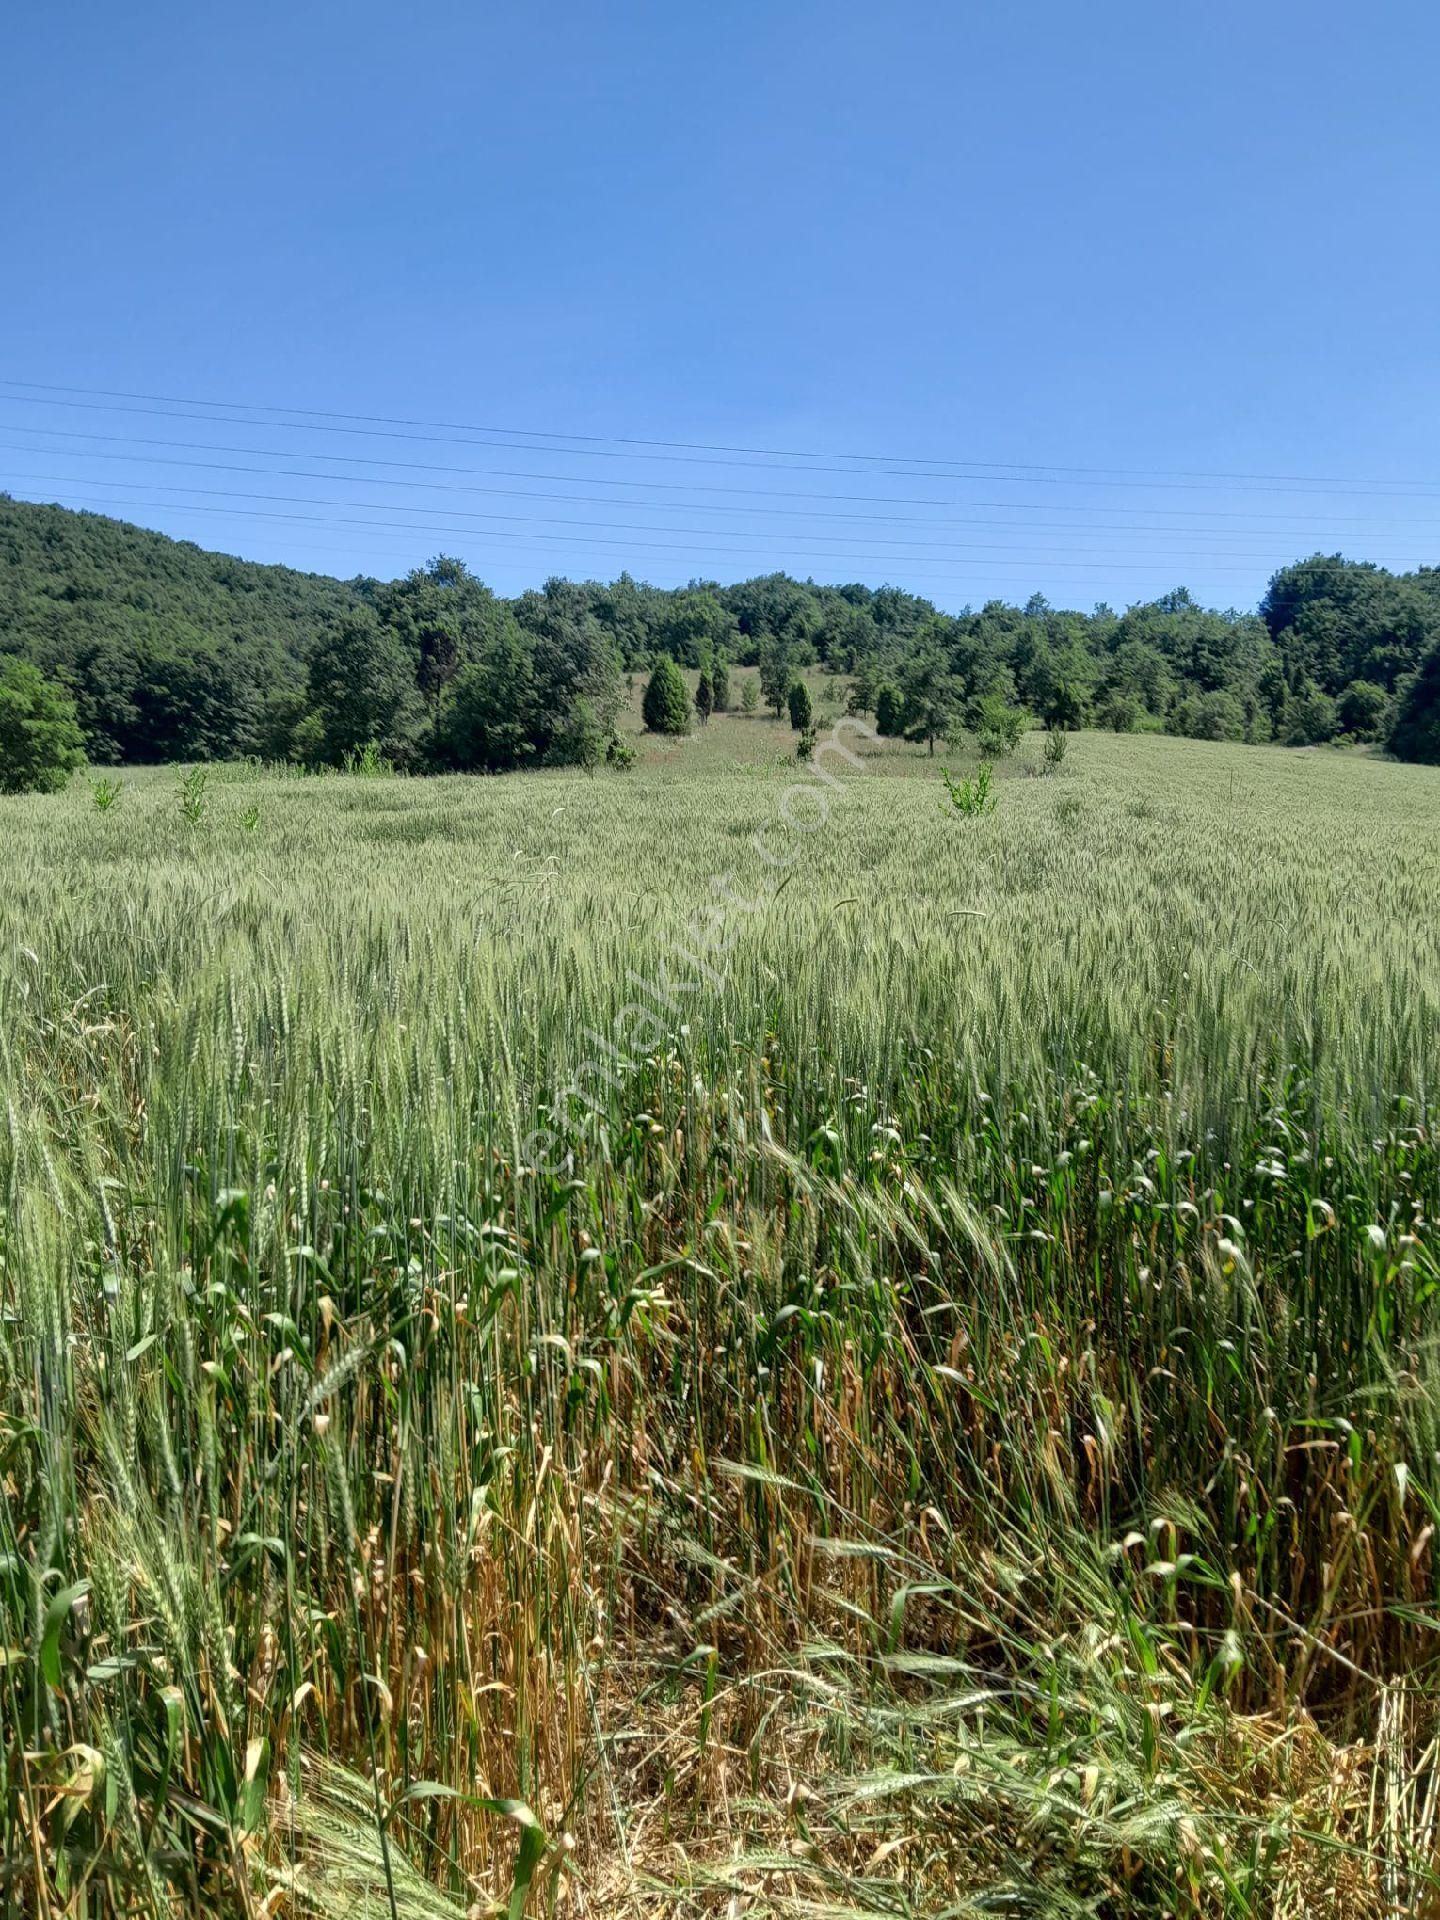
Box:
[642,655,691,735]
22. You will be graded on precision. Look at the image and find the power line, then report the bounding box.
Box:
[8,484,1419,584]
[11,486,1182,588]
[2,422,1431,534]
[6,465,1429,569]
[3,445,1421,556]
[3,375,1438,493]
[2,389,1438,501]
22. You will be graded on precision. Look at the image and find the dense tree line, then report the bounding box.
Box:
[0,497,361,763]
[2,496,1439,776]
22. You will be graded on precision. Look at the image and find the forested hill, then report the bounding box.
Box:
[2,493,1439,767]
[0,497,362,761]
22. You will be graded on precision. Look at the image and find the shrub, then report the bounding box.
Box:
[342,740,395,778]
[787,680,813,731]
[551,697,609,770]
[1043,725,1069,770]
[1096,689,1140,733]
[711,659,730,712]
[740,675,760,716]
[642,655,691,735]
[972,694,1027,757]
[1285,683,1339,746]
[875,682,904,737]
[694,671,714,726]
[1173,690,1247,742]
[1337,679,1389,742]
[942,760,997,816]
[0,658,86,794]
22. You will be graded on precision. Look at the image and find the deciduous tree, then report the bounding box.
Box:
[1389,643,1440,764]
[0,658,86,793]
[308,612,422,767]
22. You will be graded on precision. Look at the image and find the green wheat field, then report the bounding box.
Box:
[3,723,1440,1917]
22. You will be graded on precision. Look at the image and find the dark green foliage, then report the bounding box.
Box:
[846,656,880,715]
[1096,639,1173,722]
[509,582,624,758]
[1388,641,1440,764]
[427,582,623,773]
[875,682,904,736]
[758,635,794,717]
[551,697,609,770]
[1042,678,1088,730]
[0,496,358,762]
[1284,682,1339,746]
[1103,592,1267,726]
[0,657,87,792]
[899,632,964,754]
[0,504,623,776]
[1172,688,1248,742]
[642,654,690,735]
[307,612,422,767]
[694,670,714,726]
[723,573,820,654]
[787,678,812,730]
[650,589,738,667]
[586,571,663,664]
[1262,555,1440,695]
[367,554,499,703]
[1337,679,1389,740]
[5,498,1440,777]
[1096,688,1140,733]
[255,686,322,766]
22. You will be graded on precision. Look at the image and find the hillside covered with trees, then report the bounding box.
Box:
[2,494,1439,770]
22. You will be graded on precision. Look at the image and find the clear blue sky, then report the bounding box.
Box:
[4,0,1439,611]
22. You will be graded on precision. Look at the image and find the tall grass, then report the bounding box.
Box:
[1,733,1438,1916]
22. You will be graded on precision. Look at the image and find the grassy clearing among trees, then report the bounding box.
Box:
[2,731,1439,1916]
